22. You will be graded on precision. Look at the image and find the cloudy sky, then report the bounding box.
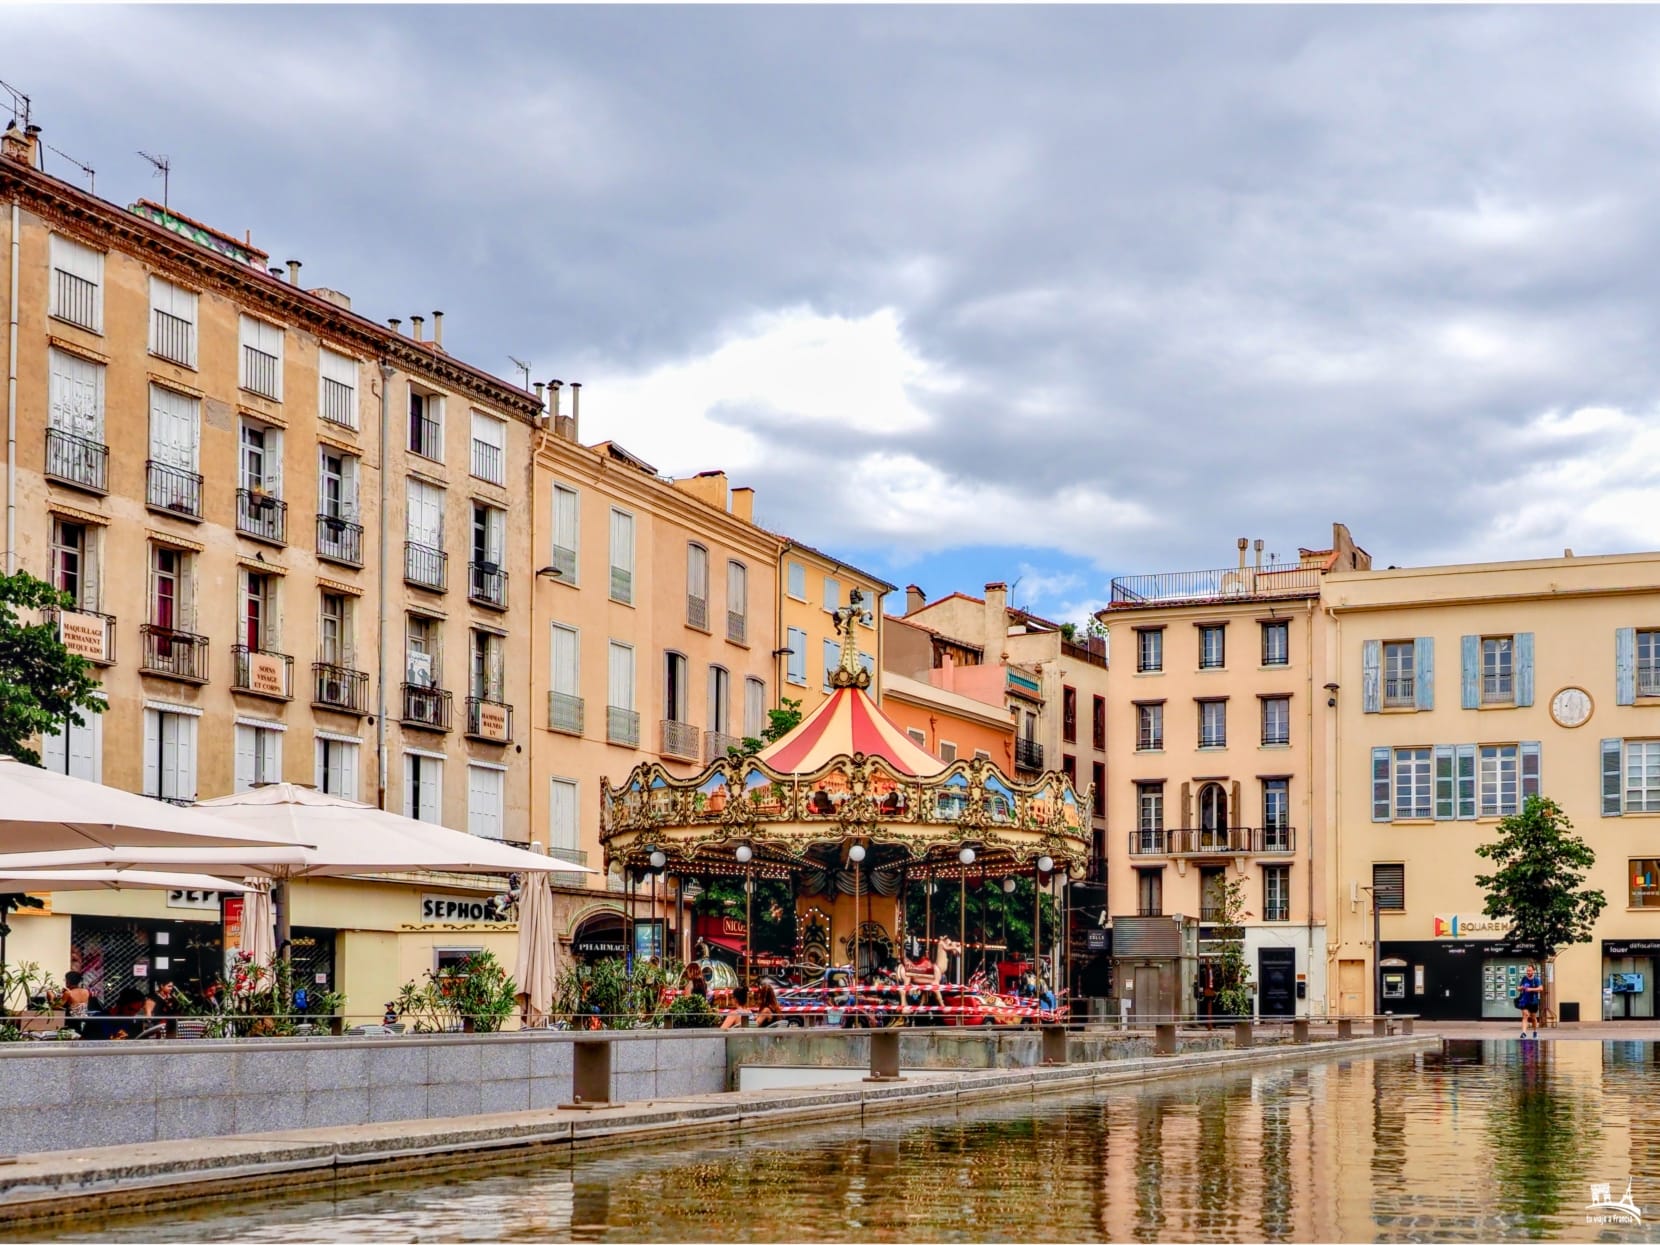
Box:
[22,6,1660,622]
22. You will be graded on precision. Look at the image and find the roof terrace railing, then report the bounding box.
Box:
[1108,563,1321,608]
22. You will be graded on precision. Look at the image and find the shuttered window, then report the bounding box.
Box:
[49,235,103,331]
[550,623,579,697]
[1372,863,1405,911]
[234,723,283,793]
[319,349,358,428]
[48,348,105,441]
[315,737,360,801]
[786,628,807,685]
[148,277,198,366]
[744,677,766,739]
[238,315,284,400]
[550,484,579,583]
[467,764,505,839]
[470,411,507,484]
[786,561,806,600]
[40,705,102,782]
[823,638,840,690]
[404,752,442,823]
[609,509,634,604]
[549,777,580,852]
[608,642,635,711]
[142,708,197,803]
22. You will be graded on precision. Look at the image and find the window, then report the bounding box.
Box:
[823,576,840,613]
[727,561,747,643]
[907,728,927,748]
[1062,685,1077,743]
[744,677,767,739]
[148,544,192,630]
[1393,747,1432,819]
[823,638,839,690]
[40,699,102,782]
[1481,636,1514,704]
[1263,779,1290,848]
[1136,628,1163,673]
[470,630,504,701]
[1198,699,1227,748]
[1091,762,1105,817]
[548,622,581,734]
[47,348,105,442]
[409,389,444,459]
[939,741,958,763]
[147,384,201,515]
[608,509,634,604]
[550,484,579,583]
[142,707,197,803]
[319,448,358,520]
[238,315,283,400]
[607,641,636,722]
[50,518,96,610]
[405,614,439,688]
[318,592,351,666]
[319,349,358,428]
[470,503,507,606]
[1365,637,1435,713]
[1198,624,1225,669]
[470,411,507,484]
[1136,868,1163,916]
[1616,740,1660,815]
[49,235,102,332]
[686,543,709,629]
[242,571,277,651]
[708,665,730,734]
[1136,703,1163,751]
[143,277,198,368]
[1136,782,1164,841]
[1637,631,1660,698]
[1478,744,1520,817]
[665,651,689,723]
[1261,696,1291,746]
[315,736,360,801]
[1261,620,1289,667]
[404,752,443,823]
[1092,696,1106,751]
[238,418,285,541]
[234,722,283,792]
[1383,641,1414,707]
[974,749,991,761]
[787,561,806,600]
[1630,858,1660,910]
[406,478,445,589]
[1372,863,1405,911]
[549,777,580,853]
[1263,866,1290,922]
[467,764,505,839]
[786,627,807,685]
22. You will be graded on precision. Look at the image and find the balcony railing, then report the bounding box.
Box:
[52,269,97,330]
[405,541,447,592]
[44,427,108,494]
[1199,905,1227,925]
[312,662,369,714]
[548,544,576,583]
[1127,827,1297,857]
[466,696,514,743]
[1641,662,1660,697]
[146,460,202,519]
[48,607,115,665]
[471,440,504,484]
[401,683,453,732]
[661,719,700,761]
[468,561,508,610]
[1136,905,1163,918]
[1383,677,1415,707]
[231,645,293,699]
[316,513,363,566]
[549,846,589,885]
[727,610,747,644]
[153,309,194,365]
[236,488,287,545]
[607,706,640,747]
[686,595,708,631]
[1264,903,1291,923]
[1129,830,1170,856]
[1108,562,1321,609]
[409,411,441,459]
[242,345,280,399]
[1015,737,1044,771]
[140,624,208,682]
[320,377,356,428]
[548,691,584,736]
[704,730,740,763]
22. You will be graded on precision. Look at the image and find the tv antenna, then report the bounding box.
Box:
[43,140,94,192]
[0,78,29,129]
[138,150,171,210]
[507,355,532,390]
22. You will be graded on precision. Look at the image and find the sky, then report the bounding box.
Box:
[17,6,1660,625]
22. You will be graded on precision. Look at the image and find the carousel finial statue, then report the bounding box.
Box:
[830,588,871,689]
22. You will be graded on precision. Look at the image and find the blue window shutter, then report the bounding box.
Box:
[1515,632,1535,707]
[1433,744,1455,820]
[1520,741,1541,802]
[1371,747,1392,821]
[1616,628,1636,706]
[1460,635,1479,709]
[1603,738,1624,816]
[1455,743,1477,819]
[1361,640,1381,714]
[1414,637,1435,711]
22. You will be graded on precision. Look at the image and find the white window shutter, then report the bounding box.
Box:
[41,721,67,774]
[161,713,180,798]
[549,778,579,852]
[551,624,578,696]
[234,724,255,793]
[419,757,441,822]
[142,710,161,797]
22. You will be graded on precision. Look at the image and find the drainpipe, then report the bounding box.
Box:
[776,540,792,708]
[1305,596,1316,1014]
[6,203,18,574]
[376,361,393,810]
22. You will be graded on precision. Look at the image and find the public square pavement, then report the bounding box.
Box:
[1415,1018,1660,1040]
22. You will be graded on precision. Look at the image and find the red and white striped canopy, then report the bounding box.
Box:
[757,686,946,778]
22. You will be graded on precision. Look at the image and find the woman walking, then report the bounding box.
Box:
[1517,964,1543,1039]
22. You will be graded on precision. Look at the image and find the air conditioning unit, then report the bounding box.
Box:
[477,560,499,576]
[322,679,346,703]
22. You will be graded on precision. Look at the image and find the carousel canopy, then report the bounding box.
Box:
[757,683,944,777]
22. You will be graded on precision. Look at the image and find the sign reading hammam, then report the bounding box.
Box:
[1433,913,1510,939]
[420,893,508,923]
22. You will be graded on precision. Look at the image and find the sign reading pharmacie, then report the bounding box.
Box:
[1433,914,1511,939]
[419,893,509,923]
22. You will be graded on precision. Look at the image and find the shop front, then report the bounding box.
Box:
[1382,914,1542,1020]
[1601,939,1660,1020]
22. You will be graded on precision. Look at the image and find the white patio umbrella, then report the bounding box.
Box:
[238,878,276,964]
[514,871,558,1027]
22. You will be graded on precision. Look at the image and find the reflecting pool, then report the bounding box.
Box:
[22,1041,1660,1243]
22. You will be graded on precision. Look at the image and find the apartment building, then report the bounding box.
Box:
[776,539,891,716]
[1325,550,1660,1022]
[1099,526,1370,1018]
[532,413,779,955]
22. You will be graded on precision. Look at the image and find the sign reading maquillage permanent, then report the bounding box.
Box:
[247,652,288,697]
[58,611,109,662]
[420,894,507,923]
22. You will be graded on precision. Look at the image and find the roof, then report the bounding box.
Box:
[772,533,897,594]
[883,614,986,656]
[757,684,945,777]
[882,672,1015,732]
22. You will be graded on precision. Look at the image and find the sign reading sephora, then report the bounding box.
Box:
[420,894,508,923]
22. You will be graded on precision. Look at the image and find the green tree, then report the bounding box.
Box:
[1210,876,1253,1017]
[731,696,803,758]
[1475,794,1607,1012]
[0,571,106,765]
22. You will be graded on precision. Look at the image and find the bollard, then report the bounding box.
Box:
[1337,1018,1353,1040]
[1401,1017,1414,1036]
[1373,1018,1388,1038]
[1233,1021,1254,1050]
[562,1038,625,1109]
[1041,1025,1068,1066]
[1293,1019,1310,1044]
[1154,1022,1177,1056]
[866,1028,904,1082]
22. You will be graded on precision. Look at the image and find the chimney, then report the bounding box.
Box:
[985,581,1008,640]
[388,317,402,334]
[906,584,926,615]
[1,123,34,167]
[730,486,754,523]
[1253,538,1264,571]
[410,314,424,343]
[431,310,443,348]
[286,259,301,287]
[672,470,728,511]
[569,381,581,440]
[268,267,285,280]
[1237,537,1248,572]
[533,382,545,414]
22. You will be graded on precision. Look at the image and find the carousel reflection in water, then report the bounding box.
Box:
[27,1042,1660,1244]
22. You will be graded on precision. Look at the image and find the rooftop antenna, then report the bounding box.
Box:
[42,140,94,192]
[507,355,532,390]
[138,150,171,211]
[0,79,30,129]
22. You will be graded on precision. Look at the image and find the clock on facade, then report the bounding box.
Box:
[1550,687,1593,729]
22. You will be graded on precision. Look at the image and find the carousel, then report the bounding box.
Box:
[601,591,1093,994]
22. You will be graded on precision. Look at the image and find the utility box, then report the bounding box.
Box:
[1111,915,1200,1022]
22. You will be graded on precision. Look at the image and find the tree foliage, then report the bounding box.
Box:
[1475,794,1606,959]
[731,696,804,758]
[0,571,106,765]
[1210,875,1253,1017]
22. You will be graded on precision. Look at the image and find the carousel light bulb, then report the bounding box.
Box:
[848,844,866,863]
[959,846,976,866]
[1037,855,1054,874]
[1003,877,1017,893]
[649,850,666,869]
[735,843,754,863]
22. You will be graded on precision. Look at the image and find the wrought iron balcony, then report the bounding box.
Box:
[1199,905,1226,925]
[1383,677,1415,708]
[607,706,640,747]
[687,595,708,631]
[704,730,740,763]
[52,269,97,330]
[548,691,584,736]
[1128,830,1170,857]
[312,661,369,714]
[468,561,508,611]
[140,624,208,682]
[1136,905,1163,917]
[48,607,115,665]
[152,309,194,366]
[236,488,287,545]
[242,345,280,400]
[231,645,293,699]
[316,513,363,567]
[405,541,447,592]
[470,439,504,484]
[661,719,700,761]
[44,427,107,494]
[146,461,202,520]
[1108,562,1321,609]
[466,696,514,743]
[401,683,452,732]
[727,610,747,644]
[550,846,589,884]
[320,377,356,428]
[1014,737,1044,771]
[1128,827,1296,857]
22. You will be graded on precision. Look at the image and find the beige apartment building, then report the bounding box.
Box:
[1099,526,1370,1019]
[1324,550,1660,1022]
[776,538,891,716]
[1,128,542,1008]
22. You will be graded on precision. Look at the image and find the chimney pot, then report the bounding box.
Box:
[533,382,545,407]
[570,381,581,437]
[905,585,927,614]
[268,267,285,280]
[286,259,301,286]
[431,310,443,347]
[548,379,562,420]
[388,318,402,333]
[410,314,425,343]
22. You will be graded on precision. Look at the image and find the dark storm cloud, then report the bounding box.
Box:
[26,5,1660,604]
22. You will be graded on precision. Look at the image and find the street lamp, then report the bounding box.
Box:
[849,843,866,980]
[958,846,976,985]
[647,850,666,964]
[733,843,754,987]
[1035,855,1053,984]
[1360,883,1381,1017]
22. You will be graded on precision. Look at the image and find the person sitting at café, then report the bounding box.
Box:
[152,981,191,1017]
[684,961,709,1000]
[108,986,157,1040]
[59,971,92,1019]
[720,985,752,1030]
[750,982,785,1027]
